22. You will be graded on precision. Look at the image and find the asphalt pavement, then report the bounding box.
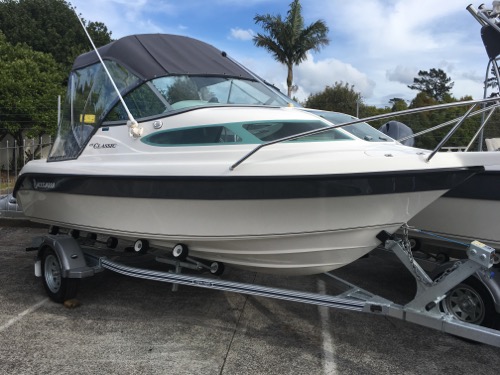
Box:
[0,221,499,375]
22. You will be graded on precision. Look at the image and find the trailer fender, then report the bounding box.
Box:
[477,270,500,314]
[35,235,95,278]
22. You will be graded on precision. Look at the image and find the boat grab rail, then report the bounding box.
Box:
[230,96,500,170]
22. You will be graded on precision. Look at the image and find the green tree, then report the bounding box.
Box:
[389,98,408,112]
[408,68,454,101]
[397,92,480,149]
[0,33,64,151]
[86,21,113,48]
[304,82,361,116]
[253,0,329,97]
[0,0,112,71]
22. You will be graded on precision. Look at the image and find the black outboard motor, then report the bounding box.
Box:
[378,121,415,146]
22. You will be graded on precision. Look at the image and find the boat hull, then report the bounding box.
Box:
[18,188,446,275]
[409,169,500,251]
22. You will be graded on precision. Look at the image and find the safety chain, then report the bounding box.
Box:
[431,260,462,285]
[400,224,462,287]
[401,224,430,286]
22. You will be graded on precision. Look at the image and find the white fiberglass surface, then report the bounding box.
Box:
[16,189,443,275]
[409,197,500,246]
[18,190,442,241]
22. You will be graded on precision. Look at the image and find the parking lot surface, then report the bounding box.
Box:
[1,222,499,374]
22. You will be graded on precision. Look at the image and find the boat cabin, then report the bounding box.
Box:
[48,34,393,162]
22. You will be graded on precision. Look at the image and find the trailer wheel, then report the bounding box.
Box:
[48,226,59,235]
[106,237,118,249]
[134,239,149,254]
[434,252,450,264]
[440,276,497,329]
[408,237,421,251]
[209,261,224,276]
[41,248,79,303]
[172,243,188,261]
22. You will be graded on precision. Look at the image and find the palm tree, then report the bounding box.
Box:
[253,0,329,97]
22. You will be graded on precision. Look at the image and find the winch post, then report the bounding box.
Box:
[383,236,496,313]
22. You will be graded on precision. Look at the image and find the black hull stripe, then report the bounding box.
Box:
[15,168,481,200]
[443,170,500,201]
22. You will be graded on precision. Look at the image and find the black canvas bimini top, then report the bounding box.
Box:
[72,34,255,81]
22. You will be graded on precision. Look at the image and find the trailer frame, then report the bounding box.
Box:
[30,230,500,348]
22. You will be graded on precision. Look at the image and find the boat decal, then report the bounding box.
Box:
[88,143,117,149]
[32,179,56,191]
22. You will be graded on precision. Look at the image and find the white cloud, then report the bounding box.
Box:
[304,0,487,103]
[229,28,255,41]
[68,0,488,105]
[294,54,375,100]
[241,53,374,102]
[386,66,417,85]
[71,0,180,37]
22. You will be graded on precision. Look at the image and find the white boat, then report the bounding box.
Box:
[13,33,499,275]
[408,162,500,253]
[399,4,500,254]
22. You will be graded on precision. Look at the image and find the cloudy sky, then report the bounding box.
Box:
[69,0,490,107]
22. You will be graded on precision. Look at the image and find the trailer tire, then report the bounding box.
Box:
[134,239,149,254]
[209,261,224,276]
[172,243,188,261]
[435,252,450,264]
[106,237,118,249]
[41,248,79,303]
[408,237,421,251]
[48,226,59,235]
[440,276,498,329]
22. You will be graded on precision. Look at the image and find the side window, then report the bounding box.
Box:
[243,121,352,142]
[106,83,168,121]
[143,126,242,146]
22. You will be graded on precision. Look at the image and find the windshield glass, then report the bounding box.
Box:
[48,61,140,161]
[105,76,294,122]
[305,110,393,142]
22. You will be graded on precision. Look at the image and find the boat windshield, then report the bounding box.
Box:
[305,109,393,142]
[104,75,293,122]
[48,61,294,161]
[48,61,141,161]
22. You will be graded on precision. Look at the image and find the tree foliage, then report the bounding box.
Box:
[304,82,361,116]
[0,33,65,146]
[0,0,113,146]
[408,68,454,101]
[0,0,112,71]
[389,98,408,112]
[253,0,329,97]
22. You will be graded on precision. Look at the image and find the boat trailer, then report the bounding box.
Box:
[30,230,500,348]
